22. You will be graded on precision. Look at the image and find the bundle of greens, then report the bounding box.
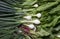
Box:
[0,0,60,39]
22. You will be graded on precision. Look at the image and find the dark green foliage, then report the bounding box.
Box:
[0,0,60,39]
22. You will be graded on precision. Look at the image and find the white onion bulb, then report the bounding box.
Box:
[34,4,38,7]
[18,30,22,33]
[27,24,35,29]
[36,13,41,18]
[33,19,41,24]
[24,16,32,20]
[57,35,60,37]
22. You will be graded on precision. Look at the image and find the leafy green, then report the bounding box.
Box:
[0,0,60,39]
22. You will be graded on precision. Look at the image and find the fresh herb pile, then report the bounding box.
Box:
[0,0,60,39]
